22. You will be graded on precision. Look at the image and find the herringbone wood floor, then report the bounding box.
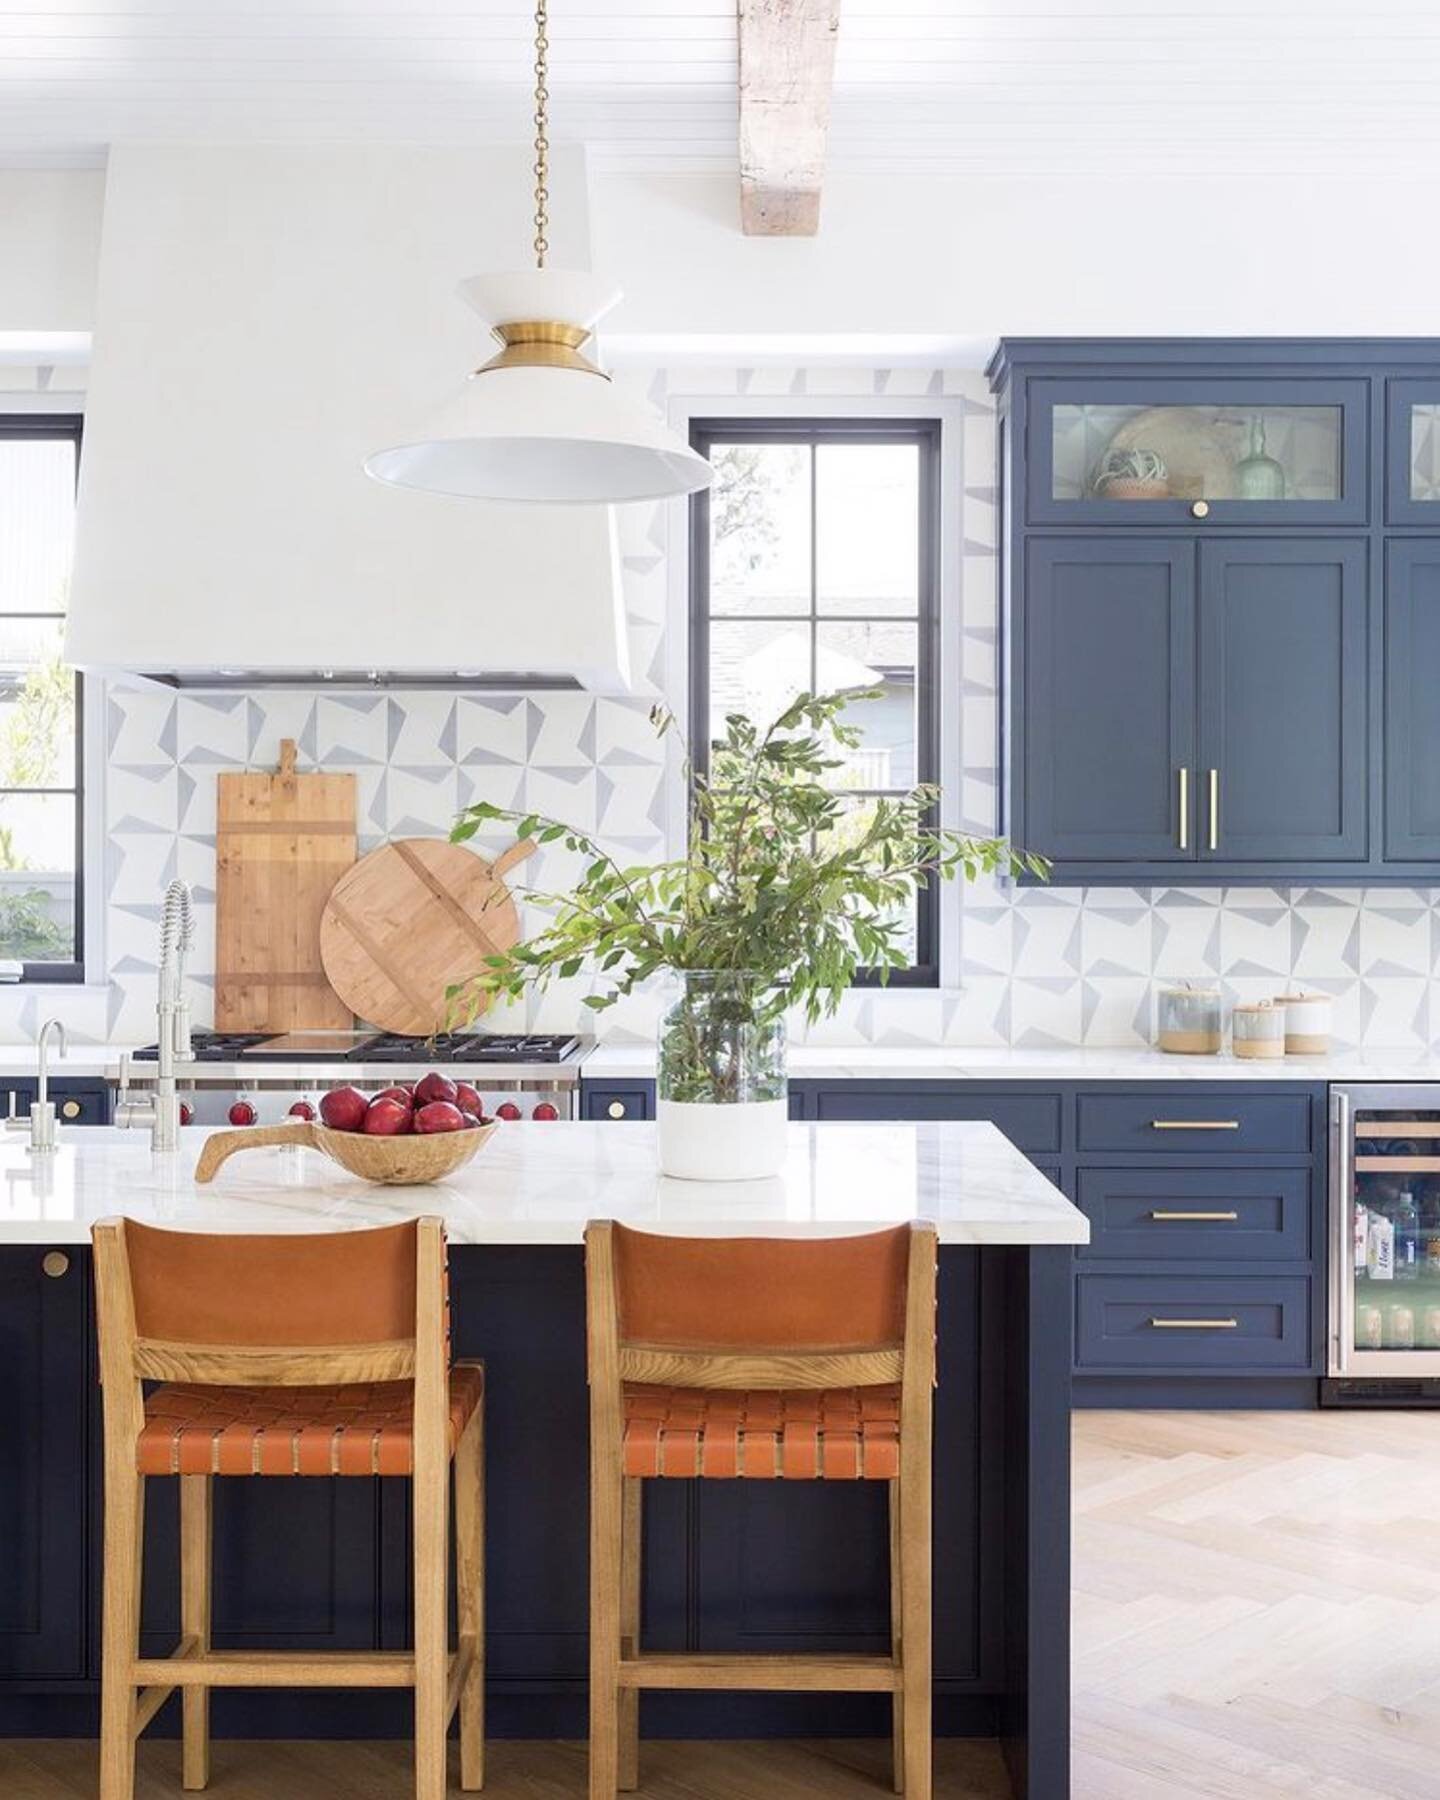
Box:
[4,1412,1437,1799]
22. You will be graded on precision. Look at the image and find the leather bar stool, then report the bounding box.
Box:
[92,1216,484,1800]
[585,1221,938,1800]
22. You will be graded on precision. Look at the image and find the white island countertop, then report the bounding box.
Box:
[0,1122,1088,1248]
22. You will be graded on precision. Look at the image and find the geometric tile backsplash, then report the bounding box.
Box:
[3,363,1438,1050]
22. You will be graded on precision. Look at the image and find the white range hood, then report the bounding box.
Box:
[65,144,633,690]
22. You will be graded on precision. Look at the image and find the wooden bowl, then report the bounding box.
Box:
[195,1118,498,1186]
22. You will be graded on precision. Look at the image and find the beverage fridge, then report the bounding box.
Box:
[1328,1084,1440,1402]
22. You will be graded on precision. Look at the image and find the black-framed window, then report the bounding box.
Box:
[0,417,85,980]
[689,418,941,986]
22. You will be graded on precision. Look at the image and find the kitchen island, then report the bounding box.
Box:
[0,1122,1087,1799]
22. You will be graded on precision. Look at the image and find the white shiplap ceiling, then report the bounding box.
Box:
[3,0,1440,178]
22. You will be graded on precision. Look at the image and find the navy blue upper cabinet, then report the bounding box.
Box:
[989,338,1440,884]
[1026,377,1369,528]
[1197,540,1369,862]
[1386,380,1440,524]
[1385,541,1440,859]
[1025,539,1196,862]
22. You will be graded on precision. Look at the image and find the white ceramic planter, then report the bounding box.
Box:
[656,1097,788,1182]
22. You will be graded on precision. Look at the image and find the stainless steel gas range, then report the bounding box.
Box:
[124,1029,586,1127]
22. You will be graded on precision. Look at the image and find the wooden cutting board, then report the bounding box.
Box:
[215,740,357,1032]
[318,836,535,1036]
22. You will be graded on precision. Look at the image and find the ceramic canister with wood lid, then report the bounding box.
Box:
[1232,1000,1286,1060]
[1279,991,1332,1056]
[1157,985,1222,1055]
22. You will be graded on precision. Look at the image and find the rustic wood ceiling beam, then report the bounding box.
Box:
[738,0,841,237]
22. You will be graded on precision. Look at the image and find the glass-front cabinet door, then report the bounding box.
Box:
[1386,379,1440,523]
[1028,378,1369,527]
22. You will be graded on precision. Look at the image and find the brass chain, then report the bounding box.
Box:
[533,0,550,269]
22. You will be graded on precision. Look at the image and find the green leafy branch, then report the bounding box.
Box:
[447,688,1048,1029]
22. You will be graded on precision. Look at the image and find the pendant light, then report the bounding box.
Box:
[366,2,712,506]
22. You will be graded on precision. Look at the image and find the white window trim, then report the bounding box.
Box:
[661,389,969,989]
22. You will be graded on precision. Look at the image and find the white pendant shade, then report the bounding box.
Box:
[366,269,713,505]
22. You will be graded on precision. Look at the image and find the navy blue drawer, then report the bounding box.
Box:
[809,1088,1061,1154]
[583,1085,653,1122]
[1076,1275,1313,1371]
[1076,1091,1311,1156]
[1077,1167,1311,1261]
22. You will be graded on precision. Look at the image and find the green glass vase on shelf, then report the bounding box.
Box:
[1235,415,1286,500]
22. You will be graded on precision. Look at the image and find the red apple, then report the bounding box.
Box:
[363,1096,413,1135]
[454,1081,485,1118]
[228,1100,256,1127]
[415,1100,467,1134]
[532,1102,559,1121]
[374,1085,414,1107]
[495,1101,522,1121]
[319,1085,369,1132]
[414,1071,460,1108]
[289,1100,317,1122]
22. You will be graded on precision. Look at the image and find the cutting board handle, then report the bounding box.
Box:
[277,738,298,776]
[195,1118,316,1183]
[492,838,537,879]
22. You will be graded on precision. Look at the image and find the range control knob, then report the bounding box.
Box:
[179,1101,195,1127]
[288,1100,317,1121]
[60,1099,82,1120]
[532,1102,559,1121]
[228,1100,257,1127]
[495,1102,523,1121]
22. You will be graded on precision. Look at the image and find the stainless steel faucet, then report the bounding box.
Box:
[29,1017,68,1151]
[115,879,196,1152]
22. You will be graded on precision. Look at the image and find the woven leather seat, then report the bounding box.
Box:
[622,1381,901,1480]
[137,1363,484,1478]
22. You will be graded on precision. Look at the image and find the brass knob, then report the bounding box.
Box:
[61,1100,81,1120]
[42,1251,69,1279]
[1191,500,1210,519]
[607,1100,626,1119]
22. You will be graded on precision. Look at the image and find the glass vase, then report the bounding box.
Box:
[655,971,788,1181]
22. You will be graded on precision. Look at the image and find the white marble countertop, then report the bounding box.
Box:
[580,1043,1440,1084]
[0,1122,1088,1248]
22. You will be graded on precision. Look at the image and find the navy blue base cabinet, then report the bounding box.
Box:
[989,337,1440,885]
[586,1075,1328,1409]
[0,1237,1075,1797]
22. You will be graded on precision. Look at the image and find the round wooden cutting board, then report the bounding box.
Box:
[319,836,535,1036]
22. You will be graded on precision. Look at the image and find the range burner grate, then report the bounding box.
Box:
[356,1032,582,1064]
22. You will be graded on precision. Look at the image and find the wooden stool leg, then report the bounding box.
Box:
[897,1461,933,1800]
[589,1460,623,1800]
[413,1459,451,1800]
[99,1468,144,1800]
[180,1475,213,1791]
[617,1478,642,1792]
[889,1477,904,1795]
[455,1405,485,1792]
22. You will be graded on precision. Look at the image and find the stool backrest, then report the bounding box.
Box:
[92,1216,447,1389]
[587,1221,936,1395]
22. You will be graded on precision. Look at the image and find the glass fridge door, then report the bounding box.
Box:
[1337,1092,1440,1373]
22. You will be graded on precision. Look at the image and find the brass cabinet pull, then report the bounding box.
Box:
[42,1251,69,1279]
[1177,767,1189,850]
[1150,1119,1240,1130]
[1149,1316,1238,1330]
[60,1100,81,1120]
[1191,500,1210,519]
[1149,1209,1240,1222]
[607,1100,627,1119]
[1207,767,1219,851]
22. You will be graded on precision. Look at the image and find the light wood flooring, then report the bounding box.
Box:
[5,1411,1438,1800]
